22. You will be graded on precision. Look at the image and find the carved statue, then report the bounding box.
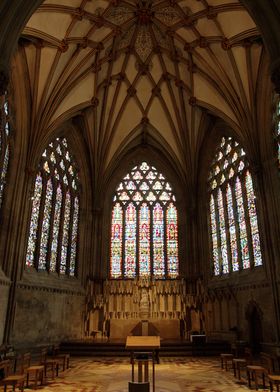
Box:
[139,288,150,319]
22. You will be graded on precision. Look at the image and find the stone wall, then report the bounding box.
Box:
[0,272,10,343]
[205,269,275,347]
[10,270,85,348]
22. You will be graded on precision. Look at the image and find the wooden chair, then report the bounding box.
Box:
[0,358,25,391]
[232,347,253,380]
[246,352,273,390]
[51,344,70,371]
[22,353,44,389]
[40,348,59,379]
[220,353,234,371]
[268,374,280,391]
[262,353,280,391]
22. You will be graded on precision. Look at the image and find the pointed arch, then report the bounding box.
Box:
[109,161,179,279]
[208,135,263,275]
[25,136,80,276]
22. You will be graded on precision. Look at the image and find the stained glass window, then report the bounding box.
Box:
[0,94,11,210]
[110,162,179,279]
[274,95,280,166]
[208,136,263,276]
[124,203,137,277]
[26,137,80,276]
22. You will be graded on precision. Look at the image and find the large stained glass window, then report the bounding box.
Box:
[110,162,179,279]
[208,136,262,276]
[26,137,80,276]
[0,94,11,209]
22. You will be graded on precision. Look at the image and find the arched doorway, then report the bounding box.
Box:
[246,301,263,354]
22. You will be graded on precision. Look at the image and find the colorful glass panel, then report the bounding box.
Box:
[153,203,165,277]
[217,189,229,273]
[111,162,178,279]
[124,203,137,278]
[226,184,239,271]
[69,196,79,276]
[26,137,80,276]
[210,195,220,276]
[276,100,280,165]
[110,203,123,278]
[139,203,150,276]
[60,191,71,274]
[245,172,262,267]
[209,136,263,275]
[0,146,9,207]
[26,174,43,267]
[38,179,53,270]
[50,185,62,272]
[0,96,10,209]
[166,203,179,278]
[235,177,250,269]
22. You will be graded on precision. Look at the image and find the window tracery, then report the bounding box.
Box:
[26,137,80,276]
[110,162,179,279]
[0,94,11,209]
[208,136,262,276]
[274,95,280,167]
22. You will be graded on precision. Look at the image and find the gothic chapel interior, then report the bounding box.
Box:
[1,0,280,356]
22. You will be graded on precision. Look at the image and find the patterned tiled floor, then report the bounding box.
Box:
[1,357,271,391]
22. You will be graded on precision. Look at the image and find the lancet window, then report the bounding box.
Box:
[208,136,262,276]
[110,162,179,279]
[26,137,80,276]
[0,94,11,209]
[275,95,280,167]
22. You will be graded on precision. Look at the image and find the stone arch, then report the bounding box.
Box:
[100,144,188,279]
[245,300,264,353]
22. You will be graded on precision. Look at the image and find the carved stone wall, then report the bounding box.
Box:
[85,277,201,338]
[204,279,275,346]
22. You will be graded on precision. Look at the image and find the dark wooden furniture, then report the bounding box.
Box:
[52,344,70,371]
[0,359,25,392]
[22,353,44,389]
[126,336,160,392]
[40,348,59,379]
[220,353,233,371]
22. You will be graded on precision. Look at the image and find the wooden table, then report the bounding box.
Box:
[126,336,160,392]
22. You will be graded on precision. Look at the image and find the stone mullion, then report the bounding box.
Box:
[222,185,233,273]
[231,178,243,271]
[65,193,75,276]
[240,171,255,268]
[56,185,66,274]
[213,190,222,275]
[33,173,48,270]
[45,179,57,272]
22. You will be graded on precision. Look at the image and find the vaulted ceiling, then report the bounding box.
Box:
[19,0,266,185]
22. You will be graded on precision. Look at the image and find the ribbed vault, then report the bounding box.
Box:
[18,0,267,190]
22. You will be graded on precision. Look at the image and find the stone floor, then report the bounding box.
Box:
[0,357,272,392]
